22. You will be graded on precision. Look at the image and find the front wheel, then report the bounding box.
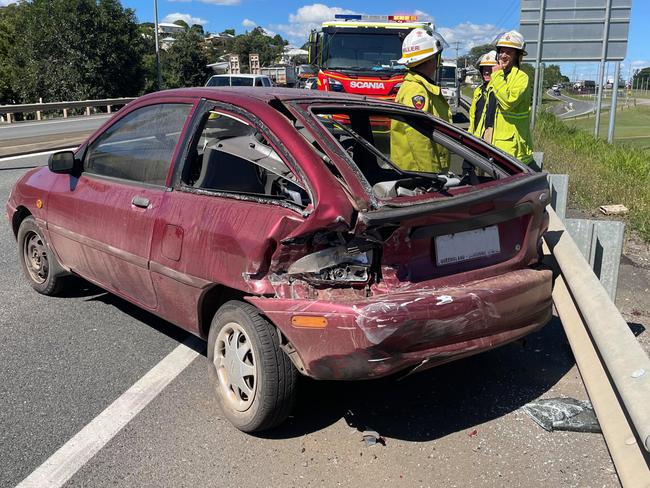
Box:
[207,300,297,432]
[17,217,65,295]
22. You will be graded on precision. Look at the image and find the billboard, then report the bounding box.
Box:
[520,0,632,62]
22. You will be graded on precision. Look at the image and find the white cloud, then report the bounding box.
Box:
[242,18,257,29]
[630,60,649,70]
[271,3,360,43]
[197,0,240,5]
[162,12,208,26]
[437,22,504,52]
[413,10,434,23]
[0,0,17,5]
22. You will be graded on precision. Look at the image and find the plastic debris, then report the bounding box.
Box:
[522,397,601,433]
[599,204,628,216]
[467,429,478,437]
[362,430,386,447]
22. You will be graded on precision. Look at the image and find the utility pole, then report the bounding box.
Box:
[594,0,613,138]
[452,42,462,62]
[153,0,162,91]
[531,0,546,130]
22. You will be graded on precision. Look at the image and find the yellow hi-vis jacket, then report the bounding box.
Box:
[486,67,534,164]
[469,84,489,137]
[390,70,451,173]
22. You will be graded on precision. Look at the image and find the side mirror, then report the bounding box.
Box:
[48,151,79,174]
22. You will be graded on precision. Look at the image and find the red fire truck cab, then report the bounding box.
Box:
[308,14,434,101]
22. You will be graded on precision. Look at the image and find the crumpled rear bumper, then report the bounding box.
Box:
[247,268,553,380]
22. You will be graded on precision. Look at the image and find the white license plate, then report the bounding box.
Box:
[434,226,501,266]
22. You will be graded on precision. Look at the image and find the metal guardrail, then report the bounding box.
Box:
[0,98,134,123]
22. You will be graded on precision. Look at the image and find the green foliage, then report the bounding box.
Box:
[457,43,493,68]
[163,29,210,88]
[231,27,285,71]
[543,64,569,88]
[4,0,146,102]
[633,67,650,85]
[0,4,20,103]
[534,112,650,242]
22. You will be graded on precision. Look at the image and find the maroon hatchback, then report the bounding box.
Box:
[7,87,552,432]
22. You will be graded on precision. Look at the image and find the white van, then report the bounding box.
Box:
[205,74,274,87]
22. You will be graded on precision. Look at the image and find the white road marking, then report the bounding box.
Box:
[0,148,77,163]
[16,335,203,488]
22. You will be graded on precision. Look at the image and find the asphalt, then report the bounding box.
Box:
[546,90,604,119]
[0,154,628,488]
[0,116,109,157]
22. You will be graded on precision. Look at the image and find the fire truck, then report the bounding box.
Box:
[307,14,435,101]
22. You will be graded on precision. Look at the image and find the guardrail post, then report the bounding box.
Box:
[63,108,68,118]
[85,106,91,116]
[8,113,13,124]
[36,97,43,121]
[546,174,569,220]
[107,105,112,114]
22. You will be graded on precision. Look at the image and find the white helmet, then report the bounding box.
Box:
[398,28,448,67]
[478,50,498,68]
[494,30,527,56]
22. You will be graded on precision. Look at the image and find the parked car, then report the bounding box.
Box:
[206,74,273,87]
[8,87,552,432]
[303,76,318,90]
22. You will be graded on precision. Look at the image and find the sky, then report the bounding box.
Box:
[1,0,648,80]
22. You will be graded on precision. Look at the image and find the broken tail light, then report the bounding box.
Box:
[287,245,373,284]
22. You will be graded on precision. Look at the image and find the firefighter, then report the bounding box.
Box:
[390,28,451,173]
[488,30,538,169]
[469,50,498,138]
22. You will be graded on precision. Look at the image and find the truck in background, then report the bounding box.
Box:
[438,60,461,114]
[260,65,298,87]
[307,14,436,101]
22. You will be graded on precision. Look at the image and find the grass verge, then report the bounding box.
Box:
[534,112,650,242]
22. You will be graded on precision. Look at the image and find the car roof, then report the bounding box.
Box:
[138,86,395,107]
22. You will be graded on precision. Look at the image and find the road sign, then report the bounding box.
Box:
[520,0,632,62]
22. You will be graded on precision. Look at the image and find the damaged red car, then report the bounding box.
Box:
[7,87,552,432]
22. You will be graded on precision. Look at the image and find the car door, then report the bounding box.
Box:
[46,101,195,309]
[148,104,311,333]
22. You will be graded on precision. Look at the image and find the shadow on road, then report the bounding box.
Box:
[63,281,573,442]
[262,316,573,442]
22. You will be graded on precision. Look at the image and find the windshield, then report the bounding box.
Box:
[322,31,406,72]
[438,66,457,87]
[206,77,230,87]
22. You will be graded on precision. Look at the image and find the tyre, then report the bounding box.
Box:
[207,300,297,432]
[17,216,65,295]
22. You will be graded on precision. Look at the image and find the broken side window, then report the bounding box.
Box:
[182,110,310,208]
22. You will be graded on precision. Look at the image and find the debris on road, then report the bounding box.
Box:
[599,204,629,216]
[362,430,386,447]
[522,397,601,433]
[467,429,478,437]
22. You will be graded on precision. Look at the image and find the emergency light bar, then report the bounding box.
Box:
[333,14,419,22]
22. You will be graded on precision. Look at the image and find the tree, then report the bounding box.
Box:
[9,0,146,102]
[173,19,189,30]
[457,43,493,68]
[542,64,569,88]
[231,27,287,71]
[0,4,20,104]
[163,29,210,88]
[633,67,650,88]
[190,24,205,36]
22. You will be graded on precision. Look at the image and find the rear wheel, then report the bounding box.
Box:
[17,217,65,295]
[207,300,297,432]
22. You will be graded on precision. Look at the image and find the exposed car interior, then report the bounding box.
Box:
[182,111,310,207]
[310,108,510,200]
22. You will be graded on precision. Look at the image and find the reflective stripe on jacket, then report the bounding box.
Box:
[390,70,451,173]
[469,84,487,137]
[487,67,534,164]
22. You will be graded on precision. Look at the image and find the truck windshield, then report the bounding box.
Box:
[438,66,457,87]
[322,32,405,71]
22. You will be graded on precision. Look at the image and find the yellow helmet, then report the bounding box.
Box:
[398,28,448,67]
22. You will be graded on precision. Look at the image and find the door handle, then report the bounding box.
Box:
[131,196,150,208]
